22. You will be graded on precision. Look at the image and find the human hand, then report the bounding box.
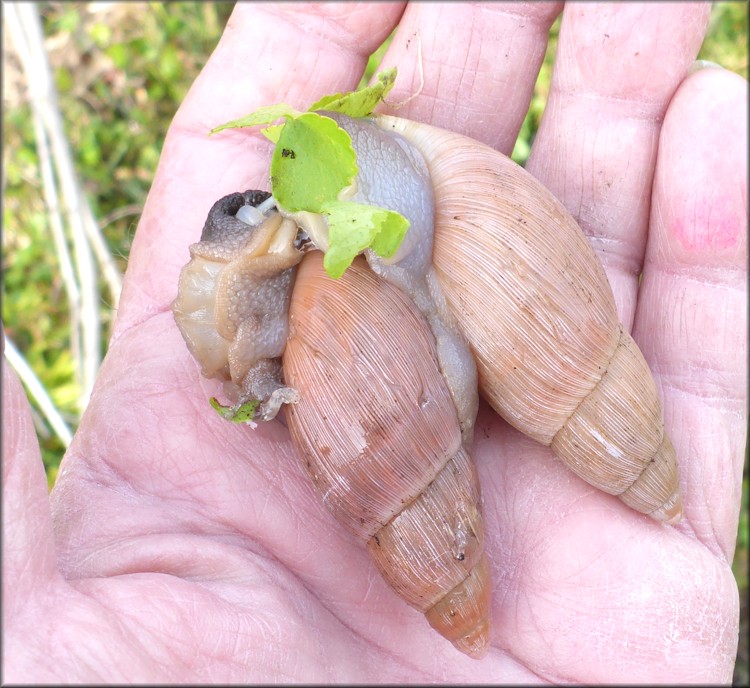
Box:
[4,2,746,683]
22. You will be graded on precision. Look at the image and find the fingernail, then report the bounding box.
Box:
[689,59,725,74]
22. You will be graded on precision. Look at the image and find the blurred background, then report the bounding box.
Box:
[2,2,747,682]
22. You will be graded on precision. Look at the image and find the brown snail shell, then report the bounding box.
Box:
[282,252,491,658]
[373,115,681,523]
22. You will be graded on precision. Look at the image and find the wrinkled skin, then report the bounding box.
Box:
[3,2,747,683]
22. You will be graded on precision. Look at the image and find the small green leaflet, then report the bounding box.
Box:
[307,67,397,118]
[209,396,260,423]
[322,200,409,279]
[210,67,410,279]
[270,114,357,213]
[209,103,300,136]
[211,67,398,135]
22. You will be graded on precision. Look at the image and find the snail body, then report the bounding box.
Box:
[172,190,303,420]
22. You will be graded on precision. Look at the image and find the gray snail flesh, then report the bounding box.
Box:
[172,190,303,420]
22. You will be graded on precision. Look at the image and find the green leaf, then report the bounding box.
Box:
[369,211,409,258]
[322,200,410,279]
[203,68,410,280]
[210,103,300,136]
[308,67,397,118]
[270,113,357,213]
[209,397,260,423]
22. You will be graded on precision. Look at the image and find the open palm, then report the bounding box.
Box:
[4,2,746,683]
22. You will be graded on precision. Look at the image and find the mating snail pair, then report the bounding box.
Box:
[172,110,681,659]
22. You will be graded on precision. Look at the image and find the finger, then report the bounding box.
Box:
[114,2,405,340]
[378,1,562,152]
[525,1,711,329]
[474,413,739,683]
[2,357,58,619]
[635,66,748,559]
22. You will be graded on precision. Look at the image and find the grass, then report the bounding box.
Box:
[2,1,747,682]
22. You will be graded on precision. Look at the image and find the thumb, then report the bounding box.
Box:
[2,349,59,623]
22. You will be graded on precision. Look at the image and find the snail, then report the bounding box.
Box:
[367,115,682,524]
[283,252,491,658]
[172,111,682,658]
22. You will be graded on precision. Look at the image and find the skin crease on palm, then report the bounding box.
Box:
[2,0,747,683]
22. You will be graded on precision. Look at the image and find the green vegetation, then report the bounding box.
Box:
[2,2,747,682]
[214,68,407,279]
[4,1,235,483]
